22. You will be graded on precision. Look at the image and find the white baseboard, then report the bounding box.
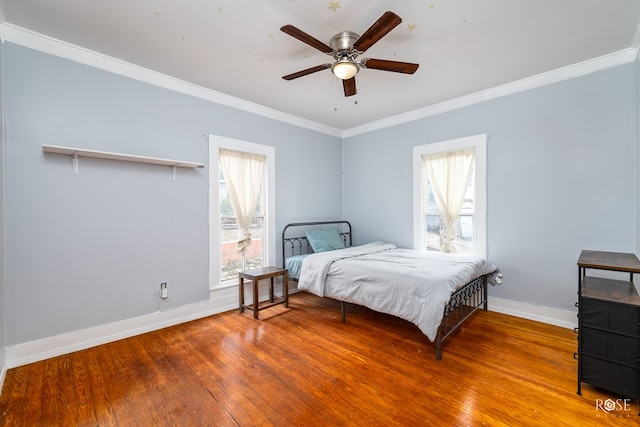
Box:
[0,361,6,395]
[5,284,300,370]
[4,288,566,370]
[488,296,578,330]
[5,288,237,369]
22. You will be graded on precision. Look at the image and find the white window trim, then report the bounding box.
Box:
[412,134,487,258]
[209,135,276,290]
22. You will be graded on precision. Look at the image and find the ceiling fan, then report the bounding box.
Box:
[281,11,419,97]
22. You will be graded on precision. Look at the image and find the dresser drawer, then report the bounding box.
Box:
[582,354,640,399]
[581,327,640,366]
[581,297,640,336]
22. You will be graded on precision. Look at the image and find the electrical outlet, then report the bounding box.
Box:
[160,282,168,299]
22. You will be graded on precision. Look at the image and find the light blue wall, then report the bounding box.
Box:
[0,41,5,374]
[2,40,638,349]
[3,43,342,345]
[636,52,640,257]
[344,64,636,311]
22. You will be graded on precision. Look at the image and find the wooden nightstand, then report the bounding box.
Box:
[239,266,289,319]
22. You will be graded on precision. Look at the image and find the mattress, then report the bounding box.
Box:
[297,241,498,341]
[285,254,310,280]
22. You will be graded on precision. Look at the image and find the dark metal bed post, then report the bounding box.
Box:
[341,301,346,323]
[483,280,488,310]
[435,336,443,361]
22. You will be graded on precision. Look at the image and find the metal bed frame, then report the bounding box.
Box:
[282,220,488,360]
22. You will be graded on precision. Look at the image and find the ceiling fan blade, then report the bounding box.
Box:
[361,58,419,74]
[281,25,333,54]
[353,11,402,53]
[282,64,331,80]
[343,77,357,97]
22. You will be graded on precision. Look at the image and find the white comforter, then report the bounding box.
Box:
[297,241,498,341]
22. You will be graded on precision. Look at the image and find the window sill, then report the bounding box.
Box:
[210,282,238,292]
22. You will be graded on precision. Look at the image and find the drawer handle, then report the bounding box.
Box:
[573,352,579,360]
[573,327,579,334]
[575,302,579,308]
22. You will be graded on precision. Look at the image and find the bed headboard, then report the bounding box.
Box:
[282,221,352,267]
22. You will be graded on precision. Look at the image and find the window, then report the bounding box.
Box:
[413,134,487,258]
[209,135,275,289]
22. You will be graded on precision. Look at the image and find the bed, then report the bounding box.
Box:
[282,220,500,360]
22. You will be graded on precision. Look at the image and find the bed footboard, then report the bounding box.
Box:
[435,275,488,360]
[338,274,487,360]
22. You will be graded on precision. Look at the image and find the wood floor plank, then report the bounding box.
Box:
[0,292,638,426]
[83,344,118,426]
[156,320,283,426]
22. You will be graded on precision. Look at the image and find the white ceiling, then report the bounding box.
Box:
[2,0,640,132]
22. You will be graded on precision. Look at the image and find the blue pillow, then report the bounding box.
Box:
[306,228,346,253]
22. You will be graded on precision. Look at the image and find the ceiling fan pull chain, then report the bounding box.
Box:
[333,74,339,111]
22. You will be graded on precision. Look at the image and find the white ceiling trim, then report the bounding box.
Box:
[1,23,343,138]
[1,23,636,140]
[634,20,640,53]
[343,48,638,138]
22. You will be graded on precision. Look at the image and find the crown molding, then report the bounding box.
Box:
[1,23,636,140]
[343,47,638,138]
[1,23,343,138]
[633,21,640,56]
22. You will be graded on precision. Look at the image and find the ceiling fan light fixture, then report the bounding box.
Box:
[332,58,359,80]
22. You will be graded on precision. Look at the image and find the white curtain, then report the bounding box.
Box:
[219,148,266,254]
[422,149,474,253]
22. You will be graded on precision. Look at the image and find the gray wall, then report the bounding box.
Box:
[0,41,5,374]
[344,64,637,312]
[2,40,638,350]
[636,52,640,258]
[3,43,342,346]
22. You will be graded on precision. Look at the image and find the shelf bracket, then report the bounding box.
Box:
[72,151,79,175]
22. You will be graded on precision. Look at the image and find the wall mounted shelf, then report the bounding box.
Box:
[42,144,204,180]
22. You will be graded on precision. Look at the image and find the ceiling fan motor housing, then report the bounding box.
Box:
[330,31,360,60]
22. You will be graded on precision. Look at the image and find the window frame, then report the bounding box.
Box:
[412,134,487,258]
[209,135,275,290]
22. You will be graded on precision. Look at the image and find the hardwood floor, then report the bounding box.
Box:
[0,292,637,426]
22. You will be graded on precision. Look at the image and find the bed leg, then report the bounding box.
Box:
[341,301,346,323]
[483,280,488,311]
[435,336,442,361]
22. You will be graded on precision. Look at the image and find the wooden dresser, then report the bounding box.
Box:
[576,250,640,401]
